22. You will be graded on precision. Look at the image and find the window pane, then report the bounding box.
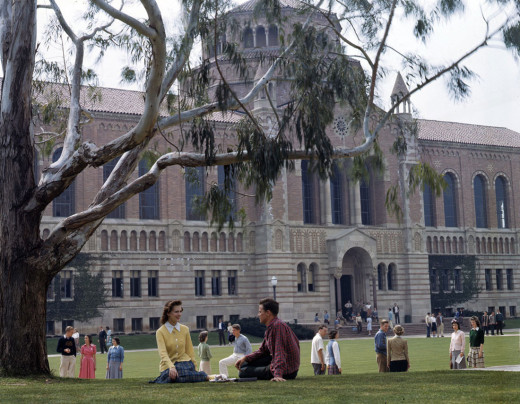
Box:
[473,175,487,228]
[495,177,508,229]
[52,148,75,217]
[139,159,159,219]
[330,163,344,225]
[423,183,435,227]
[185,167,205,220]
[103,157,126,219]
[360,178,371,225]
[443,174,457,227]
[301,161,314,224]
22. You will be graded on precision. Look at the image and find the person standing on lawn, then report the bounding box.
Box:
[495,310,504,335]
[387,325,410,372]
[393,303,400,324]
[449,320,466,370]
[56,326,77,377]
[374,319,390,373]
[106,337,124,379]
[467,316,485,368]
[236,298,300,381]
[79,334,97,379]
[325,330,341,375]
[98,326,107,354]
[311,325,328,375]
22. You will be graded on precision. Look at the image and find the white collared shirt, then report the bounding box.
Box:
[165,322,181,334]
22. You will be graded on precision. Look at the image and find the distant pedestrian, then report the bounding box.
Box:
[436,313,444,337]
[367,316,373,336]
[98,326,107,354]
[106,326,112,345]
[495,310,504,335]
[323,311,330,325]
[387,325,409,372]
[425,313,431,338]
[355,313,362,334]
[393,303,400,324]
[482,311,489,335]
[72,328,80,353]
[314,313,320,322]
[218,318,226,346]
[326,330,341,375]
[387,308,394,328]
[489,311,496,335]
[374,320,389,373]
[467,316,485,368]
[430,313,437,337]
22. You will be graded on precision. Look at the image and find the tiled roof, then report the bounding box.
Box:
[32,81,151,116]
[231,0,303,13]
[206,111,246,124]
[417,119,520,148]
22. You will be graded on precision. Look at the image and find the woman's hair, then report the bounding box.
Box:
[470,315,481,327]
[451,319,460,330]
[329,330,338,339]
[85,334,93,345]
[160,300,183,325]
[199,331,208,343]
[113,337,120,345]
[393,325,405,336]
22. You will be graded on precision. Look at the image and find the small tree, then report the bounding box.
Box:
[46,253,108,325]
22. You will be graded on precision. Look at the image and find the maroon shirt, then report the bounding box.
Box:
[244,317,300,378]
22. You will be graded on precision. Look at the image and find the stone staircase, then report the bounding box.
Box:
[301,319,465,339]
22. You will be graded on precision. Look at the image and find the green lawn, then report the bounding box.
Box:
[2,335,519,403]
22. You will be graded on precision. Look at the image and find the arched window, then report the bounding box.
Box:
[192,232,200,252]
[139,159,159,219]
[423,183,435,226]
[360,178,372,225]
[158,231,166,251]
[185,166,205,221]
[218,165,237,221]
[101,230,108,251]
[330,162,344,225]
[268,25,279,46]
[473,175,487,228]
[184,232,191,252]
[110,230,118,251]
[443,173,457,227]
[243,27,253,48]
[255,26,266,47]
[202,232,209,252]
[139,230,147,251]
[120,231,128,251]
[495,176,508,228]
[149,231,157,251]
[377,263,386,290]
[301,160,317,224]
[387,263,396,290]
[103,157,125,219]
[308,263,317,292]
[52,148,75,217]
[130,231,137,250]
[297,263,306,292]
[219,232,226,252]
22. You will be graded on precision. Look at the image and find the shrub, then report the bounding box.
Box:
[238,317,314,340]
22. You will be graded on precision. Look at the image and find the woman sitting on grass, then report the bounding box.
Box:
[150,300,209,383]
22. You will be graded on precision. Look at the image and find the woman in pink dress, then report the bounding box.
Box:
[79,335,97,379]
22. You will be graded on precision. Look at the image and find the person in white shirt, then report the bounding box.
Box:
[218,324,252,377]
[367,316,373,336]
[325,330,341,374]
[425,313,432,338]
[430,314,437,337]
[311,325,328,375]
[449,319,466,369]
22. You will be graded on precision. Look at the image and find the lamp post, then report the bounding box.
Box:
[270,276,278,301]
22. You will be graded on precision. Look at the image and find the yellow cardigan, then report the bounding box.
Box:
[156,323,196,372]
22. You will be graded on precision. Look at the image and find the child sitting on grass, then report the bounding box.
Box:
[198,331,212,374]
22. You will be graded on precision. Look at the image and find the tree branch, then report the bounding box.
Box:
[90,0,156,38]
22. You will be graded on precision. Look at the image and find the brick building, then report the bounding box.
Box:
[42,0,519,334]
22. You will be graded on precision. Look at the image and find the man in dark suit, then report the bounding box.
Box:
[98,326,108,353]
[218,318,226,345]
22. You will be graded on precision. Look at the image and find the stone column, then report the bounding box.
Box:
[324,179,332,225]
[333,268,342,312]
[350,182,362,225]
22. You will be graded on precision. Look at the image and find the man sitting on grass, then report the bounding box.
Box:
[235,298,300,382]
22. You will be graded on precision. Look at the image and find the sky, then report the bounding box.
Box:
[3,0,520,132]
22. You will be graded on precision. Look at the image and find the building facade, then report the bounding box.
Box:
[42,0,519,335]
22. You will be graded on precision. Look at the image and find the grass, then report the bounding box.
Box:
[3,335,520,403]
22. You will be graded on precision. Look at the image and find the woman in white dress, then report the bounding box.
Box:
[449,320,466,369]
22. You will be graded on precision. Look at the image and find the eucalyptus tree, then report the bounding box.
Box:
[0,0,518,376]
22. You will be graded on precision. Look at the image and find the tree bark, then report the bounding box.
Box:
[0,0,52,376]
